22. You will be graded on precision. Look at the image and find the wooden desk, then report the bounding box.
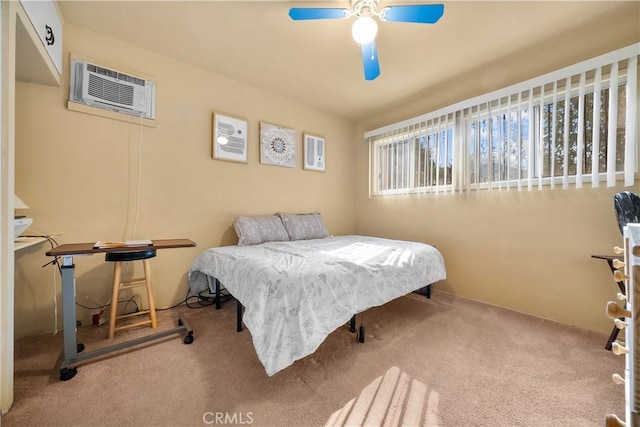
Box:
[46,238,196,256]
[46,238,197,381]
[591,254,625,350]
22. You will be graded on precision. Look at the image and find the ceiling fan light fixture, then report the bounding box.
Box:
[351,16,378,45]
[288,1,444,81]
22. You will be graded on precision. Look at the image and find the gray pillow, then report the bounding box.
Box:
[233,215,290,246]
[279,213,329,241]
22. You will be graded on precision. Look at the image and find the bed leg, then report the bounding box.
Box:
[215,278,222,310]
[236,299,244,333]
[425,284,432,299]
[349,315,356,333]
[357,325,365,343]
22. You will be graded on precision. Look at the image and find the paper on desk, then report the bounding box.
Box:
[94,239,153,248]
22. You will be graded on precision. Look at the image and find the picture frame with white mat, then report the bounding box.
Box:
[303,133,325,172]
[259,121,296,168]
[212,112,249,163]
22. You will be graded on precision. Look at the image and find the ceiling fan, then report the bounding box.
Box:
[288,0,445,81]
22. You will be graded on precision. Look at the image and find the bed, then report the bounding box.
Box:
[188,215,446,377]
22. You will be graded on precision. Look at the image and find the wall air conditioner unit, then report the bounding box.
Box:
[69,59,156,119]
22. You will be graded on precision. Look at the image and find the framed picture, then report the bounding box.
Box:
[303,133,325,171]
[212,112,248,163]
[259,122,296,168]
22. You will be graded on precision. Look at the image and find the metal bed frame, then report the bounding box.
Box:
[209,277,432,343]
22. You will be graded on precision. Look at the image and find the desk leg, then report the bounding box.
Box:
[60,262,79,380]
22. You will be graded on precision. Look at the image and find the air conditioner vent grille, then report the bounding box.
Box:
[88,74,135,106]
[87,63,146,87]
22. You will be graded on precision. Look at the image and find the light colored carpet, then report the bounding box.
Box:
[1,291,625,426]
[325,366,440,426]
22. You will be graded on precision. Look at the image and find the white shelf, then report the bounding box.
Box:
[15,1,61,86]
[14,237,47,252]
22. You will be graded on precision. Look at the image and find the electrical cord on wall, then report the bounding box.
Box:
[123,114,142,240]
[102,112,145,310]
[125,112,144,242]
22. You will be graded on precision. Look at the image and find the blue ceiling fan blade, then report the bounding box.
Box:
[361,41,380,81]
[289,8,349,20]
[382,4,445,24]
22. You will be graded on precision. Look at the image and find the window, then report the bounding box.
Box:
[542,85,627,176]
[374,123,454,194]
[368,44,638,196]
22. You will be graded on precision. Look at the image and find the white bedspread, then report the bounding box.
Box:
[188,235,446,376]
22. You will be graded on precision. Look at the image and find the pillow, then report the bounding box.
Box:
[279,213,329,241]
[233,215,290,246]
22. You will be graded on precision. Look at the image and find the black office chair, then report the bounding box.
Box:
[614,191,640,235]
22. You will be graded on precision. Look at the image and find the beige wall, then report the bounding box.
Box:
[355,7,640,334]
[13,24,356,338]
[12,5,640,339]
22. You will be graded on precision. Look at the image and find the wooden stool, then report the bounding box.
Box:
[106,249,157,338]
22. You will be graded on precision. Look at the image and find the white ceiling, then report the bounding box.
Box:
[57,1,638,122]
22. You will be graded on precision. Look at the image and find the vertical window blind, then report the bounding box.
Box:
[367,44,639,196]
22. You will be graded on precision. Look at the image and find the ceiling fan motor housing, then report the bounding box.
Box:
[352,0,381,18]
